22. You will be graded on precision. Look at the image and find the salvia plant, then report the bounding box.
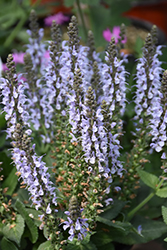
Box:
[1,10,167,250]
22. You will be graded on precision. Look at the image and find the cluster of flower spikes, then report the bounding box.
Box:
[0,55,64,246]
[119,26,164,201]
[61,19,128,224]
[7,12,127,239]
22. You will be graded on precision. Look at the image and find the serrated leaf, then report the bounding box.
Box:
[91,222,137,246]
[137,169,159,190]
[156,187,167,198]
[131,216,167,243]
[97,216,116,227]
[2,214,25,246]
[0,236,19,250]
[97,216,132,233]
[162,206,167,225]
[37,240,53,250]
[15,199,38,243]
[2,166,18,195]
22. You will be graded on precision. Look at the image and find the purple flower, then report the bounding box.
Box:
[44,12,70,26]
[26,28,46,71]
[62,211,89,241]
[137,225,142,235]
[134,44,164,153]
[103,27,127,43]
[104,198,113,206]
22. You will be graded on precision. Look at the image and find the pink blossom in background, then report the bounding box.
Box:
[44,12,70,26]
[103,26,127,44]
[13,52,25,64]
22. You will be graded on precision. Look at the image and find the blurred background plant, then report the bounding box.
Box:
[1,0,167,60]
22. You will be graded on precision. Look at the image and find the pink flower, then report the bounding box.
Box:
[103,26,127,44]
[12,52,25,64]
[44,12,70,26]
[2,52,25,72]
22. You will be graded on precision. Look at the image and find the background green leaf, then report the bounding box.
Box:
[66,241,97,250]
[131,216,167,243]
[156,187,167,198]
[2,214,25,246]
[100,200,126,220]
[80,0,100,5]
[0,236,19,250]
[2,166,18,195]
[162,206,167,225]
[15,199,38,243]
[137,169,159,190]
[37,240,53,250]
[63,0,75,7]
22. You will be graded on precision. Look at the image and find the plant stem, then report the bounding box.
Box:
[127,178,164,221]
[76,0,87,40]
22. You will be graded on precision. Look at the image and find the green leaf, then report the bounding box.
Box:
[101,242,115,250]
[89,5,111,48]
[0,132,6,148]
[63,0,75,7]
[2,166,18,195]
[164,237,167,242]
[66,241,97,250]
[26,208,43,227]
[109,0,131,25]
[37,240,53,250]
[162,206,167,225]
[137,169,159,190]
[131,216,167,243]
[100,200,126,220]
[0,151,13,177]
[94,216,167,245]
[0,236,19,250]
[90,231,113,247]
[156,187,167,198]
[2,214,25,246]
[80,0,100,5]
[97,216,132,233]
[134,36,144,57]
[15,199,38,243]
